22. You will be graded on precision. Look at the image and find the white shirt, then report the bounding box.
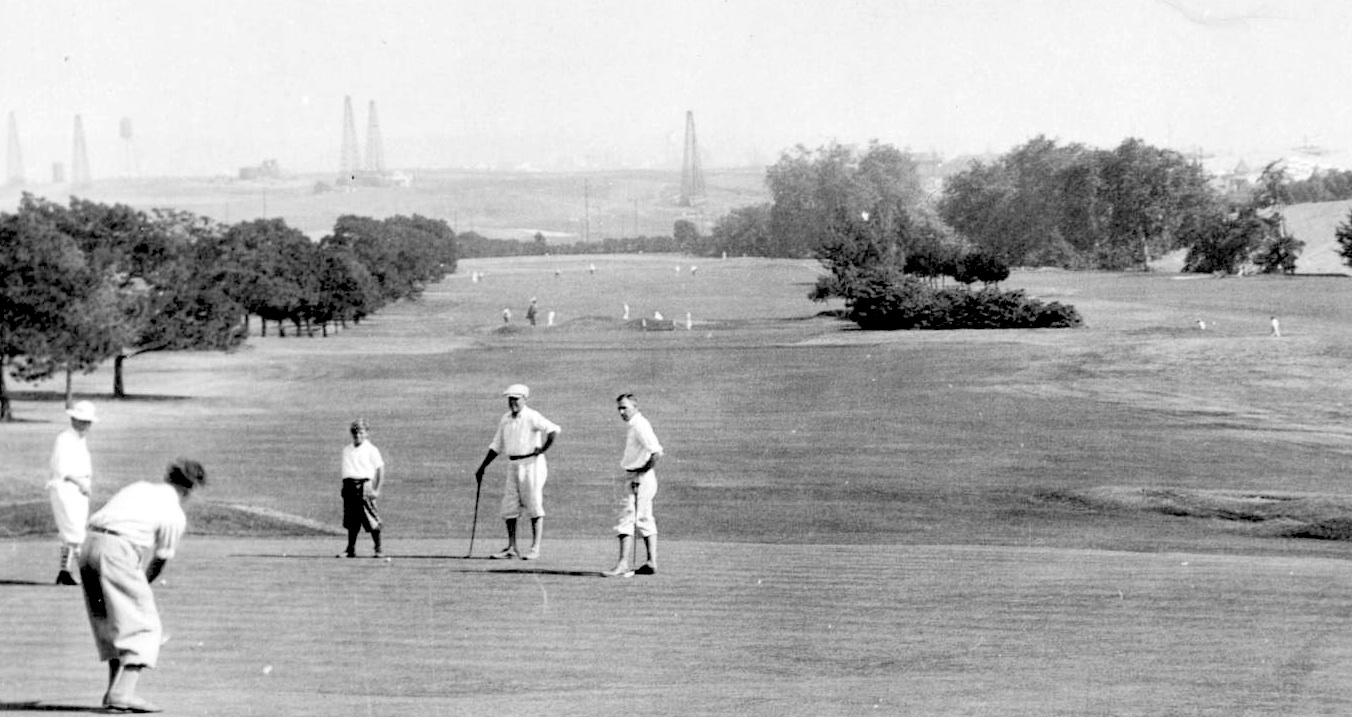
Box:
[48,427,92,491]
[341,441,384,480]
[489,406,561,458]
[621,412,663,471]
[88,481,187,559]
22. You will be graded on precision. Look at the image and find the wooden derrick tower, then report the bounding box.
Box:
[679,110,706,207]
[71,115,91,187]
[5,111,23,186]
[340,96,361,181]
[364,100,385,174]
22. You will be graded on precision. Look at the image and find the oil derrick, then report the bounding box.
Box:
[71,115,91,187]
[364,100,385,174]
[5,111,23,186]
[678,110,705,207]
[339,96,361,181]
[119,117,138,178]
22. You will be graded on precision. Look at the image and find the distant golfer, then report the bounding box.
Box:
[79,458,207,713]
[337,419,385,558]
[502,308,511,324]
[473,384,560,560]
[602,393,664,578]
[48,400,98,586]
[526,298,538,327]
[1270,315,1281,337]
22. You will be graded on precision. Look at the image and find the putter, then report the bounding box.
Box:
[466,476,482,558]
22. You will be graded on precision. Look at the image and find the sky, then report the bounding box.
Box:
[4,0,1352,178]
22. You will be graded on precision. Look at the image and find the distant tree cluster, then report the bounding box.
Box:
[686,131,1319,331]
[455,231,685,258]
[1182,162,1303,275]
[1284,167,1352,204]
[0,194,457,420]
[939,137,1223,270]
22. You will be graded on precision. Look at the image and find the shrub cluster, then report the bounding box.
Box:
[847,274,1081,331]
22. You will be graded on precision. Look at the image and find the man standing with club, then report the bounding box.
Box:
[603,393,664,578]
[474,384,560,560]
[48,400,98,586]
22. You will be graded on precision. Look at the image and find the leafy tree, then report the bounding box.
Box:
[1182,210,1269,274]
[1098,138,1217,269]
[220,218,317,336]
[706,204,771,257]
[324,214,450,309]
[1183,162,1300,275]
[940,136,1220,269]
[940,136,1091,266]
[108,210,248,396]
[766,141,929,259]
[1252,231,1304,275]
[1333,208,1352,270]
[903,242,961,288]
[7,196,142,405]
[672,219,700,254]
[0,206,99,420]
[309,247,379,333]
[954,251,1010,289]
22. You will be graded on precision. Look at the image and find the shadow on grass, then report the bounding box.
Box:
[484,567,606,577]
[227,553,489,560]
[0,579,58,587]
[0,701,104,712]
[221,553,605,576]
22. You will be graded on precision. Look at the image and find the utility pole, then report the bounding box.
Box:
[584,179,590,242]
[633,198,638,238]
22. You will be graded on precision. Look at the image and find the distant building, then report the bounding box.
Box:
[239,159,283,181]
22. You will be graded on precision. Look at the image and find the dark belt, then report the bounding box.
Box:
[342,477,370,482]
[89,525,122,538]
[64,476,91,497]
[508,454,537,461]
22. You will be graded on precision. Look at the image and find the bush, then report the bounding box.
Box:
[848,281,1081,331]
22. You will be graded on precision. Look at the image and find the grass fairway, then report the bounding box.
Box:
[6,255,1352,715]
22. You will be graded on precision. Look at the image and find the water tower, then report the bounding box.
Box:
[119,117,138,177]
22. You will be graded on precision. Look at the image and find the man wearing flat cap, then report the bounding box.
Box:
[80,458,208,713]
[474,384,561,560]
[47,400,98,586]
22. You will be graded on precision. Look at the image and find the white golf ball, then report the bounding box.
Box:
[263,665,273,675]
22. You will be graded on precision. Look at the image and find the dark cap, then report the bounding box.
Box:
[166,458,208,491]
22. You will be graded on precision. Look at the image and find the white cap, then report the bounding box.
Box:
[66,401,98,423]
[503,384,530,399]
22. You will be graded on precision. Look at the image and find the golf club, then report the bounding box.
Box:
[466,475,482,558]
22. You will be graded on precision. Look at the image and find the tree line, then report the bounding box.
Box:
[456,230,690,259]
[1,194,457,420]
[676,136,1320,329]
